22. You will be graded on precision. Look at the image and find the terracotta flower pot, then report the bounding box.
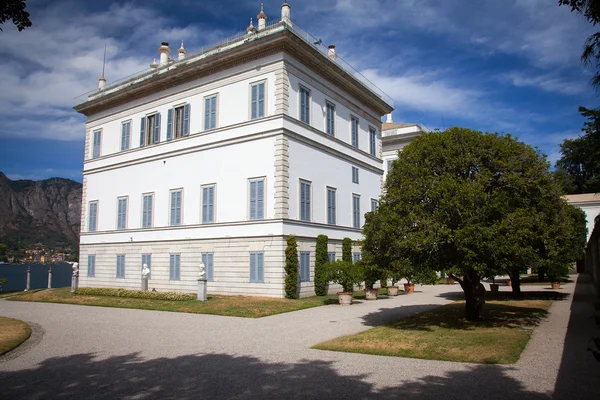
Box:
[551,282,560,289]
[404,283,415,293]
[446,277,454,285]
[489,283,499,294]
[337,292,353,305]
[507,280,512,287]
[365,288,378,300]
[387,286,399,296]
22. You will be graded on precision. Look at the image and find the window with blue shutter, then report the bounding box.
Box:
[249,252,264,283]
[117,197,127,230]
[299,86,310,124]
[352,166,359,184]
[351,117,359,148]
[327,187,336,225]
[251,81,265,120]
[170,190,182,226]
[327,252,336,262]
[140,116,146,147]
[169,105,189,140]
[142,194,153,228]
[142,254,151,279]
[121,121,131,151]
[169,253,181,280]
[352,252,361,264]
[326,102,335,136]
[202,185,215,224]
[183,104,190,136]
[300,252,310,282]
[202,252,214,282]
[153,112,161,143]
[88,201,98,232]
[371,199,379,212]
[87,255,96,277]
[353,194,360,228]
[249,179,264,220]
[116,254,125,279]
[369,127,377,156]
[300,181,311,222]
[204,95,217,130]
[92,130,101,158]
[167,108,173,141]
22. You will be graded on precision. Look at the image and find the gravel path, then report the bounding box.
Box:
[0,277,597,400]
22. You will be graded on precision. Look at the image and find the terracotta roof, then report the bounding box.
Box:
[382,123,415,130]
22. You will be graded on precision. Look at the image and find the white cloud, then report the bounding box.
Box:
[500,71,588,95]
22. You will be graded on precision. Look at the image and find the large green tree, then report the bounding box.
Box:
[1,0,32,31]
[364,127,575,320]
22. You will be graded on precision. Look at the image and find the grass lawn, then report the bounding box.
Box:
[4,287,400,318]
[0,317,31,356]
[313,297,551,364]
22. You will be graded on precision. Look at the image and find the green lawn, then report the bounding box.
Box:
[0,317,31,356]
[313,298,551,364]
[4,287,400,318]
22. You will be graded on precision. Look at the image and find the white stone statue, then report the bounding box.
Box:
[198,261,206,280]
[72,262,79,276]
[142,264,150,278]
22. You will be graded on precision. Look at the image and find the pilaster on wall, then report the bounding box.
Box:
[80,175,88,234]
[84,128,91,161]
[274,135,289,219]
[274,63,290,115]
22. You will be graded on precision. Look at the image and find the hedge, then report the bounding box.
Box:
[74,287,196,301]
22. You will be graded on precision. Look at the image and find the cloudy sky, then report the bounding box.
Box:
[0,0,597,182]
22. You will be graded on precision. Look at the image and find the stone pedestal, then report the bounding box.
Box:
[25,267,31,291]
[48,266,52,289]
[142,277,148,291]
[197,279,207,301]
[71,274,79,292]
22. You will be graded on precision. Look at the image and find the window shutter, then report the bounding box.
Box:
[250,181,257,220]
[140,117,146,147]
[170,192,177,226]
[183,104,190,136]
[89,203,97,232]
[167,108,173,141]
[153,113,161,143]
[202,187,208,223]
[176,255,180,280]
[204,98,210,130]
[257,180,264,220]
[208,186,214,223]
[250,252,256,282]
[300,183,305,221]
[176,191,182,225]
[121,124,127,151]
[169,254,174,280]
[257,252,264,283]
[210,96,217,129]
[251,84,258,120]
[258,82,265,118]
[204,253,214,282]
[300,89,306,122]
[305,183,310,221]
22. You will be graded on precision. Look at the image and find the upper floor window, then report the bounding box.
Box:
[167,104,191,140]
[352,166,359,184]
[121,121,131,151]
[299,86,310,124]
[117,197,128,230]
[326,102,335,136]
[351,117,359,148]
[140,113,161,147]
[202,185,215,224]
[327,187,336,225]
[371,199,379,212]
[369,127,377,156]
[92,130,101,158]
[352,194,360,228]
[88,201,98,232]
[204,95,217,131]
[387,159,394,171]
[300,180,311,222]
[170,189,183,226]
[249,178,265,220]
[251,81,265,120]
[142,193,153,228]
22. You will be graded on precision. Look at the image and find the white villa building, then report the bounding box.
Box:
[381,116,429,181]
[74,3,394,297]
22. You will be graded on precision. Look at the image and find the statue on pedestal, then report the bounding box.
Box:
[72,262,79,277]
[142,264,150,278]
[198,261,206,280]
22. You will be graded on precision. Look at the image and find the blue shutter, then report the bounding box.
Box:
[208,186,214,223]
[116,255,125,279]
[92,131,101,158]
[117,198,127,230]
[353,195,360,228]
[166,108,173,141]
[258,82,265,118]
[183,104,190,136]
[88,255,95,277]
[300,182,310,222]
[257,252,264,283]
[170,192,177,226]
[370,128,376,155]
[203,253,214,282]
[169,254,174,280]
[143,194,153,228]
[250,252,256,282]
[210,96,217,129]
[140,117,146,147]
[257,180,264,220]
[204,97,210,130]
[121,123,127,151]
[202,187,208,223]
[250,181,257,220]
[202,186,214,224]
[251,84,258,120]
[173,191,181,226]
[327,188,336,225]
[153,113,161,143]
[352,118,358,147]
[89,202,97,232]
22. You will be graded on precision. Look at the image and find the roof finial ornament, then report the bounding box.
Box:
[281,2,291,26]
[247,17,256,34]
[178,40,187,60]
[257,3,267,30]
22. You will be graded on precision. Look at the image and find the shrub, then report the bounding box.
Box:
[360,262,380,289]
[314,234,329,296]
[285,235,299,299]
[325,260,362,293]
[342,237,352,263]
[74,287,196,301]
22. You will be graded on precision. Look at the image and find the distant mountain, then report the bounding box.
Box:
[0,172,82,249]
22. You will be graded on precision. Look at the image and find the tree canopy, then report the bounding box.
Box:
[363,127,584,320]
[1,0,32,32]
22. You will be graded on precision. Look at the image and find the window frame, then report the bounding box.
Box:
[169,189,183,227]
[250,80,267,120]
[371,198,379,212]
[169,253,181,281]
[249,251,265,283]
[299,180,312,222]
[116,196,128,230]
[201,184,216,224]
[204,94,218,131]
[327,186,336,225]
[352,166,359,184]
[327,252,336,263]
[352,252,361,264]
[141,193,154,229]
[92,129,102,158]
[116,254,126,279]
[248,178,265,221]
[369,126,377,156]
[121,120,131,151]
[351,116,359,148]
[88,201,98,232]
[325,101,335,136]
[202,252,215,282]
[299,85,311,124]
[87,254,96,278]
[352,194,360,228]
[299,251,310,282]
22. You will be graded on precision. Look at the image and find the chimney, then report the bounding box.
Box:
[257,3,267,31]
[158,42,171,66]
[98,77,106,90]
[281,2,291,25]
[328,45,337,60]
[178,40,187,60]
[386,113,393,124]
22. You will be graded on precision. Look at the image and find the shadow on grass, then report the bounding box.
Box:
[0,352,551,400]
[436,290,569,302]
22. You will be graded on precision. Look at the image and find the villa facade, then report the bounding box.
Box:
[74,3,393,297]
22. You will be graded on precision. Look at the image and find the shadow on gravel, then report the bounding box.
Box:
[0,352,551,400]
[436,290,569,302]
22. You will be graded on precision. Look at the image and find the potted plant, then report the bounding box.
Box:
[390,259,436,294]
[325,260,362,305]
[547,263,568,290]
[360,262,380,300]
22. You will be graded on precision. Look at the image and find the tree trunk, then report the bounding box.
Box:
[508,271,521,295]
[458,268,481,321]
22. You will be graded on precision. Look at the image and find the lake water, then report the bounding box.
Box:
[0,263,72,292]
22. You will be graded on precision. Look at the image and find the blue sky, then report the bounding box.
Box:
[0,0,597,182]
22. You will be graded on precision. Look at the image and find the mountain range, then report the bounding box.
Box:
[0,172,82,250]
